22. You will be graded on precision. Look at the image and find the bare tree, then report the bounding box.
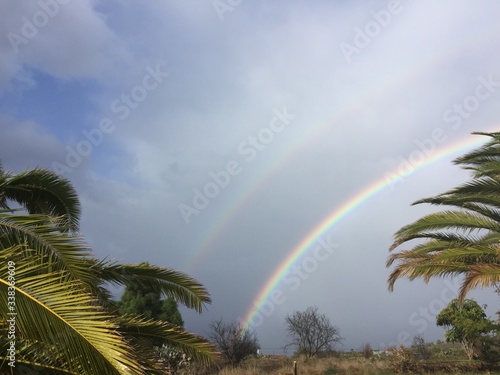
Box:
[285,306,342,358]
[411,335,432,360]
[208,319,259,366]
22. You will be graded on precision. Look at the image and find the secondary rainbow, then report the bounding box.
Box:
[241,133,493,330]
[187,25,500,271]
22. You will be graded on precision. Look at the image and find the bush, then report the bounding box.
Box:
[411,335,432,360]
[155,344,192,373]
[361,343,373,359]
[387,345,415,373]
[477,335,500,364]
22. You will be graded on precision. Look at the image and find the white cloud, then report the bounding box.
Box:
[0,0,132,94]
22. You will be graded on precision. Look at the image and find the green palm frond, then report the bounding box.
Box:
[0,168,80,231]
[389,231,486,252]
[0,213,94,285]
[387,258,469,291]
[386,249,433,268]
[387,240,476,267]
[116,315,219,367]
[415,178,500,207]
[0,167,12,211]
[387,132,500,300]
[432,246,499,263]
[476,230,500,245]
[0,333,89,374]
[469,161,500,178]
[0,166,215,373]
[97,261,211,312]
[0,247,145,375]
[393,210,500,242]
[454,132,500,166]
[387,243,498,271]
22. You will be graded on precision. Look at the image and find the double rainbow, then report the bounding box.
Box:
[181,23,499,330]
[187,23,499,270]
[241,133,491,329]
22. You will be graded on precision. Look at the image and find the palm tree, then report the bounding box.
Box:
[0,163,80,231]
[0,167,218,374]
[387,132,500,300]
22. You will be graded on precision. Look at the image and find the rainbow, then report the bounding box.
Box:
[241,132,495,330]
[186,23,500,271]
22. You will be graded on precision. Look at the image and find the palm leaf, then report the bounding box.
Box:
[97,262,211,312]
[0,169,80,231]
[0,333,86,374]
[387,132,500,297]
[0,213,94,286]
[0,246,144,375]
[415,178,500,208]
[116,315,219,367]
[393,210,500,242]
[459,264,500,300]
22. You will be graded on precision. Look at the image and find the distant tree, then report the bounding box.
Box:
[117,262,184,327]
[208,319,259,366]
[116,263,188,370]
[284,306,342,358]
[361,343,373,359]
[436,298,495,360]
[161,297,184,326]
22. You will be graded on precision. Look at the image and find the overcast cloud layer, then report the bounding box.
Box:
[1,0,500,352]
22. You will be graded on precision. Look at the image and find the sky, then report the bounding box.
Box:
[1,0,500,353]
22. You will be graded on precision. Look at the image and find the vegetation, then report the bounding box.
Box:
[284,306,343,358]
[436,298,496,360]
[411,335,432,360]
[0,165,218,374]
[387,132,500,300]
[116,271,190,371]
[117,268,184,327]
[208,319,260,366]
[0,164,81,230]
[361,342,374,359]
[3,132,500,374]
[176,342,500,375]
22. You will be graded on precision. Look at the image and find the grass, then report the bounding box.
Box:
[179,354,500,375]
[177,342,500,374]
